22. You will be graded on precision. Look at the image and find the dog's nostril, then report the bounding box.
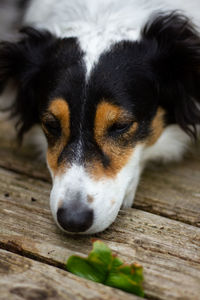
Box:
[57,206,94,233]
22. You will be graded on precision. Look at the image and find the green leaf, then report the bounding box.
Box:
[66,256,104,282]
[88,240,112,268]
[105,264,144,297]
[66,240,144,297]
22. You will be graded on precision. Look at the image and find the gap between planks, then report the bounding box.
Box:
[0,166,200,300]
[0,249,143,300]
[0,121,200,299]
[0,134,200,228]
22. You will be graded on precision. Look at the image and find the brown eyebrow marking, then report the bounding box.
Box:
[147,107,165,146]
[89,100,138,179]
[94,100,133,138]
[45,98,70,176]
[48,98,70,137]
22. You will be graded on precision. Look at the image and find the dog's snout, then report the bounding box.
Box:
[57,205,94,233]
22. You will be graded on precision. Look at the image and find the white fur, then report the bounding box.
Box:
[50,144,143,234]
[24,0,200,74]
[50,125,192,234]
[143,125,192,163]
[22,0,200,233]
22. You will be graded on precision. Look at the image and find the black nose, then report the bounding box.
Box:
[57,206,94,233]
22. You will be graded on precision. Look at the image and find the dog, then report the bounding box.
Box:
[0,0,200,234]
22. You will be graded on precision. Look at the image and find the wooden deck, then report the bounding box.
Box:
[0,2,200,299]
[0,117,200,300]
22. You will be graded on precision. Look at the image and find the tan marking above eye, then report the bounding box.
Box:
[147,107,165,146]
[90,100,138,180]
[48,98,70,137]
[94,100,133,138]
[44,98,70,176]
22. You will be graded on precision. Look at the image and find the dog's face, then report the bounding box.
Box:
[37,38,163,234]
[47,98,144,234]
[0,13,200,234]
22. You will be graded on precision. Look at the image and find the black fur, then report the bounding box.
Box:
[142,11,200,138]
[0,11,200,158]
[19,0,30,9]
[0,27,84,140]
[0,27,57,139]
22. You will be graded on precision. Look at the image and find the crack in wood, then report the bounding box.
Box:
[0,241,65,271]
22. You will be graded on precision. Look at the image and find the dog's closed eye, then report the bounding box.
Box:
[107,121,134,137]
[42,114,61,137]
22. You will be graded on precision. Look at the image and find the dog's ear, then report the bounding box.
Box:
[0,27,57,140]
[142,12,200,139]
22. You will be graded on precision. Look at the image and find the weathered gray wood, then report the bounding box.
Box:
[0,3,200,300]
[0,167,200,300]
[0,119,200,226]
[0,121,50,181]
[0,249,142,300]
[134,150,200,227]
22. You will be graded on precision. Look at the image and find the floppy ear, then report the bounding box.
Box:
[0,27,57,140]
[142,12,200,139]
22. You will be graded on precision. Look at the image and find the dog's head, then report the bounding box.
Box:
[1,12,200,234]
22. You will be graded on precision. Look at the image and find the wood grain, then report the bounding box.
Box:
[134,151,200,227]
[0,249,142,300]
[0,120,200,227]
[0,3,200,300]
[0,166,200,300]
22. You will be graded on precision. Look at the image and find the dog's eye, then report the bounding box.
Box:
[108,122,133,136]
[43,118,61,136]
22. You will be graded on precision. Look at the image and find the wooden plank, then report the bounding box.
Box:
[0,167,200,300]
[0,249,142,300]
[0,119,200,226]
[134,150,200,227]
[0,120,50,181]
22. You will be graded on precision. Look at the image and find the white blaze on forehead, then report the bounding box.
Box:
[24,0,200,75]
[24,0,142,74]
[50,144,144,234]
